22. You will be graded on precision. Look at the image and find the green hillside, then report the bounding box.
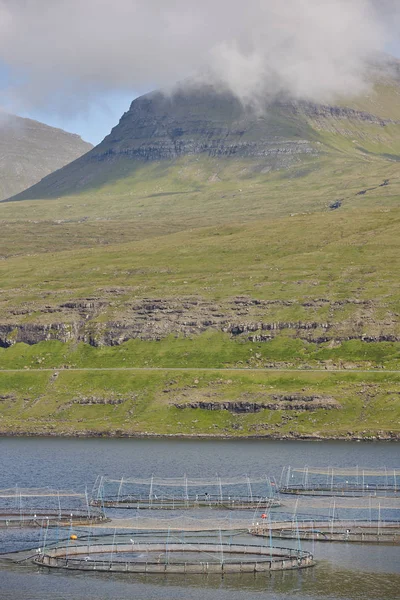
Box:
[1,153,399,257]
[0,62,399,438]
[0,368,399,439]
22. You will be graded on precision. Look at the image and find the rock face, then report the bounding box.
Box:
[0,295,398,348]
[0,114,92,201]
[283,101,398,125]
[174,395,340,412]
[99,89,317,161]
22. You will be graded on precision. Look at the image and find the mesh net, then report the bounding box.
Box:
[287,467,399,477]
[101,475,271,486]
[0,488,85,498]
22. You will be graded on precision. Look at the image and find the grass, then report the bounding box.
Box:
[0,207,399,342]
[1,153,399,258]
[0,368,399,438]
[1,335,400,371]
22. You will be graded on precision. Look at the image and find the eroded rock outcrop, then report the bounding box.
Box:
[0,295,397,347]
[174,394,340,412]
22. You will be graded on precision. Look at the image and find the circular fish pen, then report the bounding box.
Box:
[0,509,107,528]
[94,497,281,510]
[0,488,107,528]
[250,519,400,544]
[91,475,280,510]
[279,467,400,497]
[35,541,314,573]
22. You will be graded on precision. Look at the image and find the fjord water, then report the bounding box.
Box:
[0,437,399,600]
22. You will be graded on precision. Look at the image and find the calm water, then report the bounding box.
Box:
[0,437,399,600]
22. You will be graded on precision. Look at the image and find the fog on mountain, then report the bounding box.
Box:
[0,0,399,115]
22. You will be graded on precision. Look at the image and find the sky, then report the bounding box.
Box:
[18,91,136,145]
[0,0,399,145]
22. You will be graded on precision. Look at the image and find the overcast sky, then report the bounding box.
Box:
[0,0,399,144]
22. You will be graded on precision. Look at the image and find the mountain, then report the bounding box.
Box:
[4,89,318,201]
[0,113,92,201]
[5,56,400,203]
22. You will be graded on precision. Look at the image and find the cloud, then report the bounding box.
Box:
[0,0,398,115]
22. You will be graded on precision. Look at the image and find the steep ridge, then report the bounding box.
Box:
[0,114,92,200]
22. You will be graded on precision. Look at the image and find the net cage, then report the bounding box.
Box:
[0,487,107,527]
[247,491,400,544]
[279,466,400,497]
[250,520,400,544]
[33,526,314,573]
[91,474,280,510]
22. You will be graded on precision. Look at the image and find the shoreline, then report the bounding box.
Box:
[1,430,399,441]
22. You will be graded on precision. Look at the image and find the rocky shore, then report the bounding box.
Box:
[1,429,398,441]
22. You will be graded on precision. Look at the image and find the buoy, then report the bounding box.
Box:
[261,513,267,519]
[70,534,78,540]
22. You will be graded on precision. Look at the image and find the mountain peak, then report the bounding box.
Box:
[0,113,93,201]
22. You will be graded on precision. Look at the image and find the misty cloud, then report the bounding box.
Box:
[0,0,398,115]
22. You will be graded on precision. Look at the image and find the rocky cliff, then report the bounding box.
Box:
[0,295,398,348]
[98,89,318,161]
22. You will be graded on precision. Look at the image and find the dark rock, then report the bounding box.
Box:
[329,200,342,210]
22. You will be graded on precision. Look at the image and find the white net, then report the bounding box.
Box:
[288,467,399,477]
[0,488,85,498]
[100,475,271,486]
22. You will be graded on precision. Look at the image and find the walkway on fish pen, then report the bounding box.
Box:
[0,509,107,528]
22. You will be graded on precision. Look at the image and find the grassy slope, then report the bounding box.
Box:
[1,334,400,371]
[1,151,399,258]
[0,77,400,437]
[0,368,399,438]
[1,205,400,437]
[1,206,400,334]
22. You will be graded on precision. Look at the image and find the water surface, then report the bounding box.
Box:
[1,437,399,600]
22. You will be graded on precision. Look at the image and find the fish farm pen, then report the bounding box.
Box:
[250,519,400,544]
[2,465,399,577]
[279,467,400,497]
[34,529,314,573]
[248,489,400,544]
[91,475,280,510]
[0,488,107,528]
